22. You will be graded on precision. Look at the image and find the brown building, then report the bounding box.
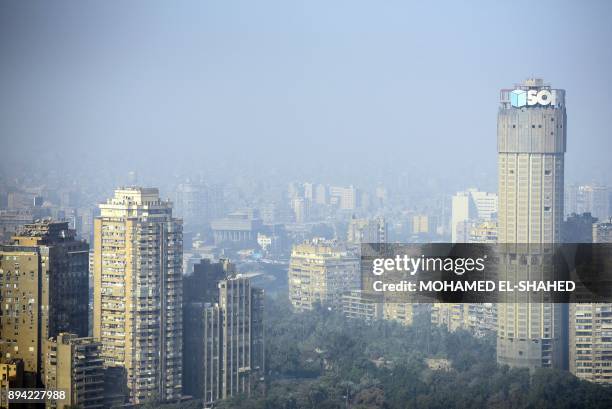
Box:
[0,220,89,386]
[0,359,24,409]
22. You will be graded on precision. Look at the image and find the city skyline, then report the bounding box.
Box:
[2,1,612,408]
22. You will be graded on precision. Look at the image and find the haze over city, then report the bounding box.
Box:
[2,2,612,409]
[2,0,611,190]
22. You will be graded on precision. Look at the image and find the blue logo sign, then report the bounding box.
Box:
[510,89,527,107]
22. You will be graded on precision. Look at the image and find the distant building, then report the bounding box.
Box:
[566,184,610,221]
[291,197,309,223]
[175,182,207,229]
[342,290,383,321]
[451,189,497,243]
[468,220,498,243]
[347,217,387,244]
[211,210,263,247]
[288,240,360,311]
[203,276,264,407]
[0,220,89,387]
[412,215,430,234]
[44,333,104,409]
[563,213,598,243]
[329,185,359,211]
[315,184,328,205]
[593,218,612,243]
[432,303,496,336]
[0,209,33,243]
[175,182,225,231]
[341,291,423,327]
[383,303,422,326]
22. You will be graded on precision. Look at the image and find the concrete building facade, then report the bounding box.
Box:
[93,187,183,404]
[203,276,264,407]
[496,78,567,369]
[0,220,89,386]
[288,240,360,311]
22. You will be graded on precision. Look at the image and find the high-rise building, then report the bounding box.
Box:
[451,189,498,243]
[291,197,309,224]
[347,217,387,244]
[0,220,89,386]
[566,184,610,221]
[175,182,225,231]
[93,187,183,404]
[569,219,612,383]
[203,276,264,407]
[182,259,234,399]
[175,182,206,230]
[496,78,567,369]
[329,185,359,211]
[288,240,360,311]
[315,184,328,205]
[44,333,104,409]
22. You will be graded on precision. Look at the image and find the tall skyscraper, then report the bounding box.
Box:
[203,275,264,406]
[0,220,89,386]
[182,259,234,399]
[93,188,183,404]
[496,78,567,369]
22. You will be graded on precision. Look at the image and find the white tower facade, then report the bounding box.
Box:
[496,79,567,369]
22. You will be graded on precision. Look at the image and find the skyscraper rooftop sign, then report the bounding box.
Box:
[511,89,556,107]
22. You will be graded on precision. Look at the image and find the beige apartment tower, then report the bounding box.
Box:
[496,79,567,369]
[288,240,360,311]
[93,188,182,404]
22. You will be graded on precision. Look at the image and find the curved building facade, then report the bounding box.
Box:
[496,78,567,369]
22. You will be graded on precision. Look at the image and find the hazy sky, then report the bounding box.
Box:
[1,0,611,187]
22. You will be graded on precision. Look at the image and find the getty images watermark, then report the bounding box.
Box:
[361,243,612,304]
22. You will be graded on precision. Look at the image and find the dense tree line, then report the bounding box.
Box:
[159,295,612,408]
